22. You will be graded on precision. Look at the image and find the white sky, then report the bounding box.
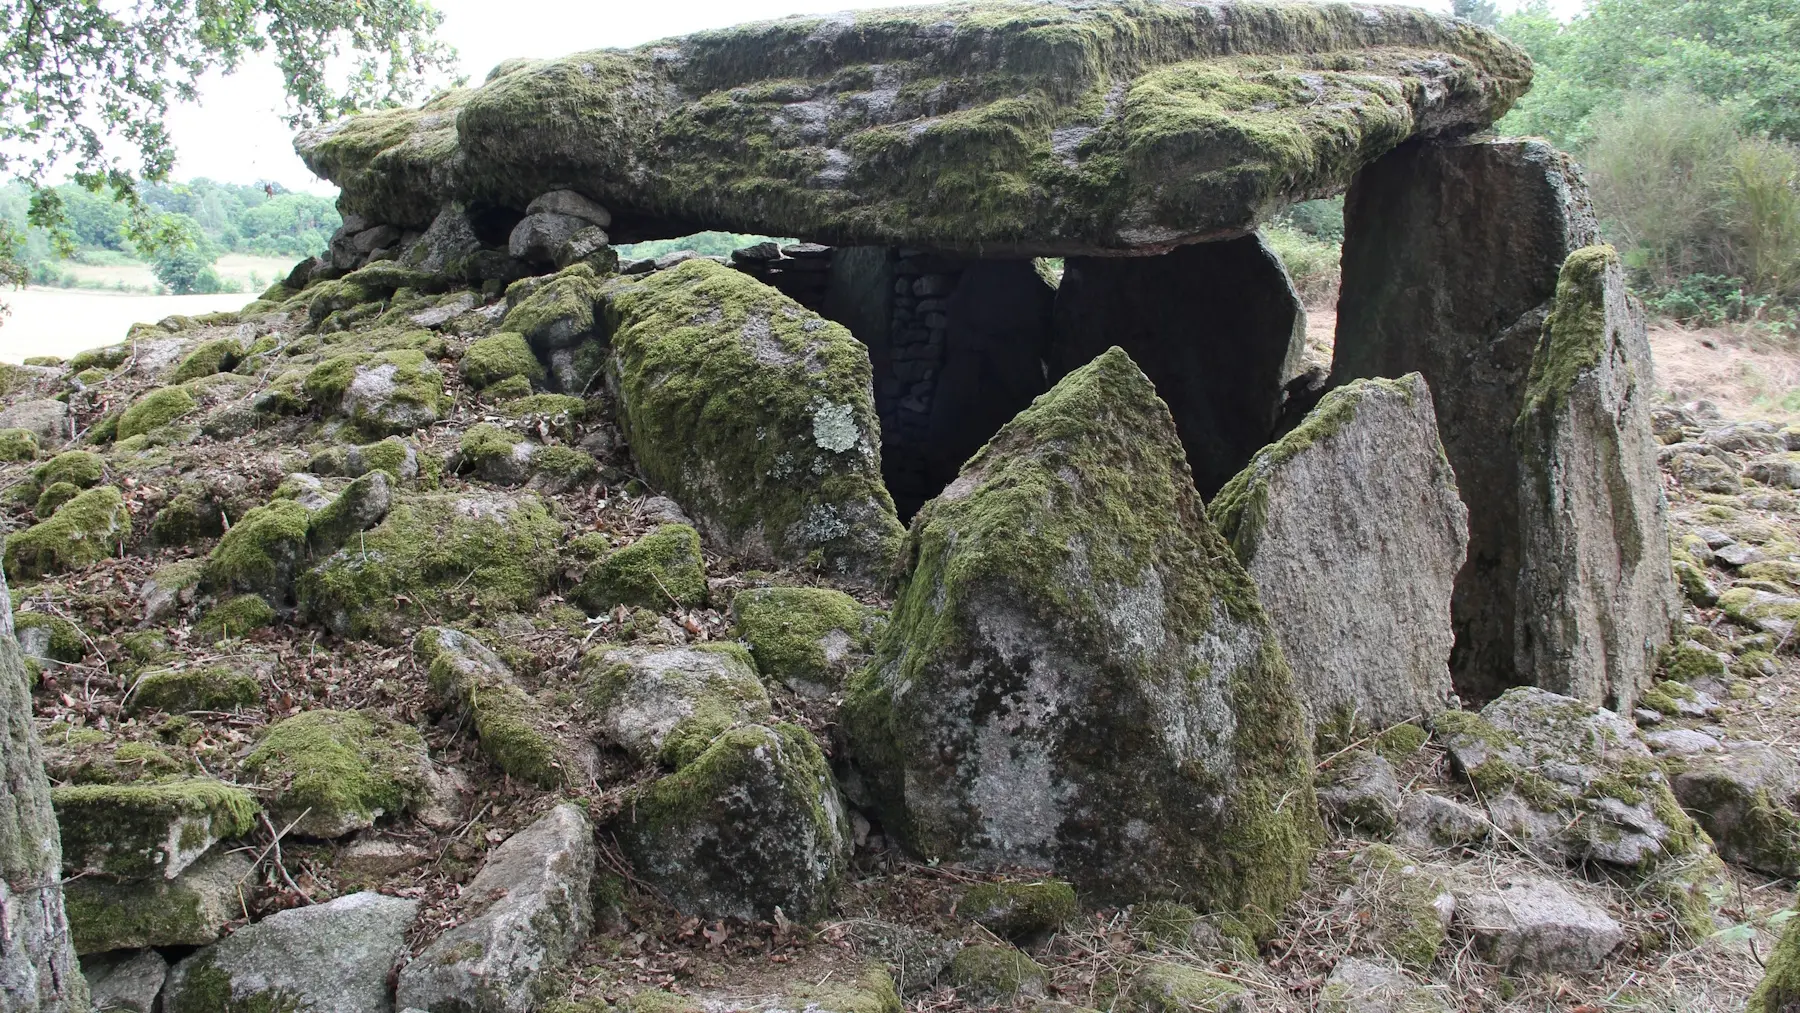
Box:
[163,0,1490,193]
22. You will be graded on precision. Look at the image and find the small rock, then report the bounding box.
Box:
[1695,527,1736,548]
[1633,707,1664,726]
[1124,962,1250,1012]
[948,944,1047,1003]
[64,850,254,953]
[1645,728,1722,755]
[509,211,590,264]
[1318,956,1448,1013]
[398,805,596,1013]
[1667,742,1800,876]
[1393,792,1491,851]
[1454,876,1622,972]
[0,398,70,445]
[1318,751,1402,836]
[338,836,430,878]
[845,918,960,994]
[526,189,612,227]
[957,880,1077,941]
[82,949,169,1013]
[52,778,258,880]
[581,642,771,767]
[1716,543,1765,567]
[1668,451,1742,493]
[165,891,418,1013]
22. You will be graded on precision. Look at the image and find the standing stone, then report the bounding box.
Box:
[1211,373,1467,734]
[398,804,595,1013]
[164,891,418,1013]
[843,347,1321,920]
[1052,235,1306,497]
[1513,245,1677,709]
[1333,138,1599,704]
[0,569,87,1011]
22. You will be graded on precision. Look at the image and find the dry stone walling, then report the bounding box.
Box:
[4,2,1705,1010]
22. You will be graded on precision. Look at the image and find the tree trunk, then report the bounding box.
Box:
[0,570,87,1011]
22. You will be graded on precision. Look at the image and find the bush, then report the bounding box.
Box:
[152,244,209,294]
[1262,223,1341,309]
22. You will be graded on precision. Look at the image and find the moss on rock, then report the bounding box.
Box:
[35,449,104,490]
[304,348,447,436]
[131,665,262,713]
[581,642,772,768]
[52,778,257,879]
[461,331,546,388]
[205,498,312,598]
[574,523,707,613]
[244,709,429,838]
[33,481,79,517]
[1752,902,1800,1012]
[0,426,39,461]
[1126,963,1249,1013]
[150,488,225,545]
[603,260,903,578]
[415,626,589,787]
[947,944,1047,1002]
[15,612,86,663]
[1339,844,1450,970]
[3,484,127,578]
[729,585,880,697]
[63,851,251,954]
[194,595,278,640]
[959,880,1078,940]
[117,386,198,439]
[170,338,243,383]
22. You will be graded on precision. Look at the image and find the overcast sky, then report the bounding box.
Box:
[163,0,1480,193]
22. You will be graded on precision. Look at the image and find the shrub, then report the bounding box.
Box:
[1262,223,1340,309]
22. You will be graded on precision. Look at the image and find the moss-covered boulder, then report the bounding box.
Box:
[1334,844,1453,970]
[15,612,85,664]
[3,485,128,579]
[455,422,537,485]
[1752,902,1800,1013]
[416,627,594,787]
[63,851,252,954]
[300,3,1527,256]
[52,778,257,879]
[140,558,206,625]
[169,337,243,383]
[304,470,394,556]
[35,450,104,491]
[947,944,1047,1003]
[243,709,430,838]
[582,642,771,767]
[299,491,562,641]
[304,348,446,436]
[1438,688,1709,873]
[117,385,198,440]
[602,260,903,578]
[192,594,277,640]
[0,426,39,461]
[33,481,80,517]
[573,524,707,614]
[958,880,1077,942]
[149,487,224,545]
[130,664,262,713]
[1665,743,1800,878]
[41,731,185,786]
[616,722,850,921]
[1124,964,1250,1013]
[461,331,546,388]
[204,498,311,599]
[843,347,1319,919]
[1513,245,1677,710]
[729,586,881,698]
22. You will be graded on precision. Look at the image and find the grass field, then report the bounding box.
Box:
[46,253,299,295]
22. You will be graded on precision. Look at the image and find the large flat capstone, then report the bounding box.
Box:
[297,1,1531,255]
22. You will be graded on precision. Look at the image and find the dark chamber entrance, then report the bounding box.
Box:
[770,236,1309,518]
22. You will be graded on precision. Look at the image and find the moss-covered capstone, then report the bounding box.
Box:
[729,585,881,697]
[299,491,563,641]
[602,260,904,578]
[52,778,257,880]
[582,642,771,768]
[1513,244,1677,711]
[842,346,1320,923]
[415,626,594,786]
[244,709,430,838]
[617,722,850,921]
[298,2,1528,256]
[3,484,128,579]
[117,386,198,439]
[574,524,707,614]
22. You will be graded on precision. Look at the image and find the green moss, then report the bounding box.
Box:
[501,263,606,348]
[504,393,588,419]
[298,492,564,641]
[36,449,105,489]
[1519,245,1618,420]
[206,499,312,596]
[1126,963,1246,1013]
[575,524,708,613]
[1211,375,1421,560]
[529,445,596,485]
[170,338,243,383]
[1661,640,1727,682]
[729,586,879,695]
[35,481,81,517]
[303,348,447,437]
[0,427,39,461]
[69,344,130,371]
[581,641,770,768]
[619,990,705,1013]
[53,778,258,878]
[783,966,902,1013]
[195,595,278,640]
[948,944,1045,1001]
[1342,844,1448,970]
[1753,906,1800,1012]
[484,374,534,401]
[960,880,1078,939]
[1373,722,1430,761]
[131,665,262,713]
[3,485,127,578]
[461,332,546,388]
[457,422,525,471]
[356,436,415,480]
[151,489,225,545]
[603,260,903,576]
[416,628,578,787]
[305,471,393,555]
[52,737,187,786]
[15,612,86,662]
[118,385,199,439]
[244,709,428,835]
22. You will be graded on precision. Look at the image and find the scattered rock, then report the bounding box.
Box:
[1666,742,1800,877]
[1337,845,1454,970]
[63,850,253,954]
[81,949,168,1013]
[398,805,596,1013]
[581,642,771,767]
[948,944,1047,1003]
[845,919,960,994]
[573,524,707,614]
[165,891,418,1013]
[416,627,595,787]
[1645,728,1722,755]
[1393,793,1491,852]
[1317,751,1402,837]
[509,211,591,264]
[243,709,431,838]
[957,880,1077,942]
[0,398,69,445]
[1212,372,1467,733]
[1124,963,1250,1013]
[1318,957,1448,1013]
[4,485,128,579]
[729,586,882,698]
[52,778,257,879]
[1454,876,1622,972]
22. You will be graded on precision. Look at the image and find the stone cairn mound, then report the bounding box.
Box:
[25,3,1800,1012]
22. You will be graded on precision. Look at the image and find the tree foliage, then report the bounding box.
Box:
[0,0,455,297]
[1497,0,1800,148]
